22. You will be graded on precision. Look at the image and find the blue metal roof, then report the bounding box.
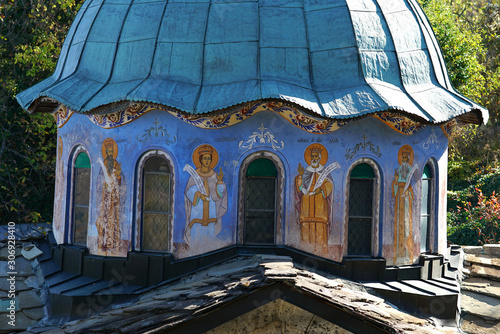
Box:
[16,0,488,124]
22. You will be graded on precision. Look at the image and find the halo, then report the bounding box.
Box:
[397,144,414,165]
[304,143,328,166]
[101,138,119,159]
[192,144,219,169]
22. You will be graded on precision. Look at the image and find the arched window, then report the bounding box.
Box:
[347,163,375,256]
[244,158,277,244]
[141,156,171,251]
[72,151,91,245]
[420,164,433,253]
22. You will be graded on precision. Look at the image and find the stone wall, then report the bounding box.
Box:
[207,299,352,334]
[461,244,500,333]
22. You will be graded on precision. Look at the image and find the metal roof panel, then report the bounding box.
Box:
[61,42,85,78]
[351,11,394,51]
[203,42,258,85]
[120,2,166,43]
[195,81,260,113]
[311,47,363,92]
[111,39,156,82]
[260,48,311,88]
[261,0,302,8]
[158,3,209,43]
[86,4,128,43]
[304,0,346,12]
[71,3,100,45]
[151,42,204,85]
[83,80,145,111]
[384,9,425,53]
[360,51,402,87]
[306,6,356,53]
[206,3,259,44]
[17,0,487,124]
[319,85,386,117]
[78,42,116,83]
[260,7,307,48]
[45,74,105,111]
[129,78,200,111]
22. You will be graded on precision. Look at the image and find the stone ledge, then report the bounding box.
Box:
[461,291,500,321]
[484,245,500,257]
[470,264,500,281]
[462,246,483,255]
[462,278,500,300]
[465,253,500,268]
[461,314,500,334]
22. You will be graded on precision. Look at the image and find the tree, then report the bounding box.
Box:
[0,0,81,224]
[420,0,500,165]
[420,0,500,245]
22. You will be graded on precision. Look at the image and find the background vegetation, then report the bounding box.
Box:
[420,0,500,245]
[0,0,82,223]
[1,0,499,246]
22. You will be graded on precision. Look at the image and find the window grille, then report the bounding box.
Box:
[73,152,90,245]
[244,159,277,244]
[420,164,432,252]
[347,163,375,256]
[142,156,171,251]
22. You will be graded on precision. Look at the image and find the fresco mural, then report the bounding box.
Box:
[93,138,128,256]
[294,143,339,254]
[183,144,228,252]
[53,136,64,243]
[392,145,418,264]
[53,109,450,264]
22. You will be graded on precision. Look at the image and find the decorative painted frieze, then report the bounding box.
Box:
[50,101,435,136]
[52,105,74,128]
[373,113,423,135]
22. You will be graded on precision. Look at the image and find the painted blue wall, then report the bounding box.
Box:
[55,108,448,265]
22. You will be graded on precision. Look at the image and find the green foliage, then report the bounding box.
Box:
[419,0,487,103]
[419,0,500,245]
[447,163,500,245]
[448,188,500,245]
[0,0,81,223]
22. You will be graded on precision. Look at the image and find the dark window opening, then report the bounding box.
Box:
[73,152,90,245]
[244,158,277,244]
[420,164,432,253]
[142,156,171,251]
[347,163,375,256]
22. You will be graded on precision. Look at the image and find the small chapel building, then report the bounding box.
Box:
[17,0,487,315]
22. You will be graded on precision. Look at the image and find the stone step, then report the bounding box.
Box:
[484,245,500,257]
[470,263,500,282]
[462,277,500,300]
[462,246,483,255]
[461,291,500,321]
[465,253,500,269]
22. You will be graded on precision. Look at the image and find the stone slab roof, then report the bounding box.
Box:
[19,255,459,334]
[16,0,488,125]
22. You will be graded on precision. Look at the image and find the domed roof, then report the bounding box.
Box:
[17,0,487,124]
